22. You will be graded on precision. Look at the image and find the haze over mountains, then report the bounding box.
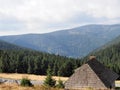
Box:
[0,40,24,50]
[0,24,120,58]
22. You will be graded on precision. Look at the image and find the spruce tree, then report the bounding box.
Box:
[56,79,64,88]
[44,66,56,87]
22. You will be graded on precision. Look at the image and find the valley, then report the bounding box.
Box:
[0,24,120,58]
[0,0,120,89]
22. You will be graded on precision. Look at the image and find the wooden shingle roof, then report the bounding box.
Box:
[65,59,119,89]
[87,59,119,88]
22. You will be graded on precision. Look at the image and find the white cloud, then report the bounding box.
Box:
[85,0,120,18]
[0,0,120,35]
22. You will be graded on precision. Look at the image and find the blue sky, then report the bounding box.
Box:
[0,0,120,36]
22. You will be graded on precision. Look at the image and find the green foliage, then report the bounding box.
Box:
[44,75,56,87]
[0,49,81,77]
[56,79,64,88]
[20,78,33,87]
[1,34,120,79]
[83,41,120,79]
[44,67,56,87]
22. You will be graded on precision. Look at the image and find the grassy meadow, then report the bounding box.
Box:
[0,82,64,90]
[0,73,68,81]
[0,84,64,90]
[0,73,119,90]
[0,73,67,90]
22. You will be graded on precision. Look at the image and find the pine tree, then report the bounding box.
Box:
[56,79,64,88]
[44,66,56,87]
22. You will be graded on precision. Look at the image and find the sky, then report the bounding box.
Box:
[0,0,120,36]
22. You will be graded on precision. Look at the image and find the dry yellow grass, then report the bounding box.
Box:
[0,73,68,81]
[115,80,120,84]
[0,73,67,90]
[0,73,119,90]
[0,83,118,90]
[0,84,64,90]
[0,84,114,90]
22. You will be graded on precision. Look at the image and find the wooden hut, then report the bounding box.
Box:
[65,56,119,90]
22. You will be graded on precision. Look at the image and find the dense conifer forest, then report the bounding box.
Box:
[0,39,119,79]
[0,49,82,77]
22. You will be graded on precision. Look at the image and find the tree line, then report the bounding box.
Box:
[0,42,120,79]
[0,49,82,77]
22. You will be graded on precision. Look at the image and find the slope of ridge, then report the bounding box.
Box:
[93,35,120,52]
[83,37,120,78]
[0,24,120,58]
[103,35,120,47]
[0,40,24,50]
[0,42,81,77]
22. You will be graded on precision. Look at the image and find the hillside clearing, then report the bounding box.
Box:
[0,73,68,81]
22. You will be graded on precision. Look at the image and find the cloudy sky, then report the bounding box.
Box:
[0,0,120,36]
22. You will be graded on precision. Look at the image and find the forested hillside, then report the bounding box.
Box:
[0,49,81,77]
[0,40,81,77]
[0,37,119,78]
[82,36,120,79]
[1,24,120,57]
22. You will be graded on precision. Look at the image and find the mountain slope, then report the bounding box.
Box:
[103,35,120,47]
[87,35,120,59]
[82,36,120,78]
[0,42,81,77]
[0,40,24,50]
[0,24,120,57]
[92,35,120,52]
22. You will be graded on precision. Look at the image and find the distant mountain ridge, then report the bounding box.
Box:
[0,40,24,50]
[0,24,120,58]
[93,35,120,52]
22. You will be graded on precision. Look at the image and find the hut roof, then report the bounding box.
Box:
[65,59,119,89]
[86,59,119,87]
